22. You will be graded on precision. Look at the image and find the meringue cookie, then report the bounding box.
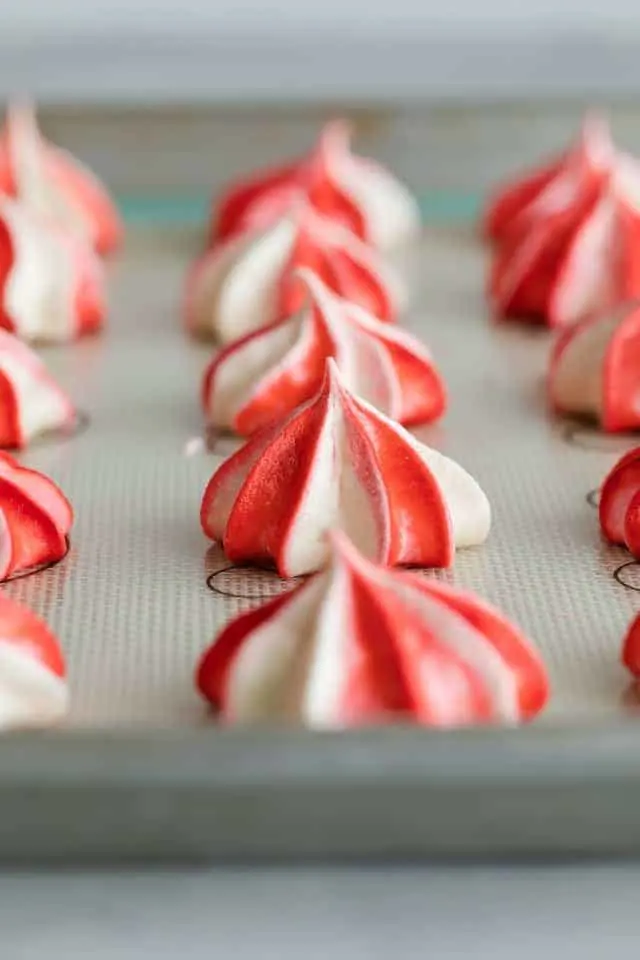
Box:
[0,453,73,580]
[599,447,640,557]
[489,157,640,328]
[0,330,76,447]
[622,610,640,680]
[196,531,548,728]
[0,197,105,343]
[0,102,122,256]
[203,268,446,436]
[0,593,68,729]
[186,207,405,343]
[211,119,420,251]
[549,302,640,431]
[483,113,613,245]
[201,359,490,577]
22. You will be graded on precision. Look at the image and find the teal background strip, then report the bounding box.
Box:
[118,192,481,227]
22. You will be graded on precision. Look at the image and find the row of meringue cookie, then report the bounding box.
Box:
[192,125,551,729]
[0,103,122,344]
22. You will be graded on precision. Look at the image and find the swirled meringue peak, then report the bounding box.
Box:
[0,330,76,448]
[599,447,640,557]
[210,119,420,251]
[483,113,613,245]
[186,206,404,343]
[196,531,548,728]
[200,359,490,577]
[0,102,122,255]
[0,197,105,343]
[0,592,68,730]
[549,302,640,431]
[489,130,640,328]
[202,268,446,436]
[0,453,72,580]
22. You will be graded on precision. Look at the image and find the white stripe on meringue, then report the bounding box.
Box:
[8,104,90,242]
[225,574,327,723]
[551,194,617,327]
[2,199,76,342]
[214,216,295,343]
[0,640,68,730]
[551,312,618,418]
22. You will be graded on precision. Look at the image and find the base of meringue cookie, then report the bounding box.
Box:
[196,532,548,728]
[0,453,73,581]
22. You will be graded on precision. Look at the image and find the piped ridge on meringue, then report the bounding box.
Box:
[0,329,76,447]
[210,119,420,251]
[0,453,73,580]
[186,206,404,343]
[0,197,106,343]
[196,531,547,728]
[0,592,68,730]
[201,359,490,577]
[549,301,640,432]
[0,102,122,256]
[203,268,446,436]
[599,447,640,558]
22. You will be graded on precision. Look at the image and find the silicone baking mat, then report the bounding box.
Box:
[5,222,635,728]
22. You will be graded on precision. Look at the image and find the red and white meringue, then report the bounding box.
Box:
[202,268,446,436]
[0,197,105,343]
[599,448,640,557]
[0,593,68,729]
[0,103,122,256]
[0,453,72,580]
[187,207,404,343]
[210,119,420,251]
[483,113,612,245]
[201,360,490,577]
[196,531,548,728]
[0,330,76,448]
[488,121,640,328]
[549,302,640,431]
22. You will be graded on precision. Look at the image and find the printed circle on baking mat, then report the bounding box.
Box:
[206,565,302,601]
[614,561,640,592]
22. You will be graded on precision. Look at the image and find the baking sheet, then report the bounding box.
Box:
[2,220,640,860]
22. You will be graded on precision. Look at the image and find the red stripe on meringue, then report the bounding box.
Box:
[600,448,640,552]
[196,590,296,707]
[211,161,302,246]
[622,612,640,678]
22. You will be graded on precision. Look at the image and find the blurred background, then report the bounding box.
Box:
[3,1,640,222]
